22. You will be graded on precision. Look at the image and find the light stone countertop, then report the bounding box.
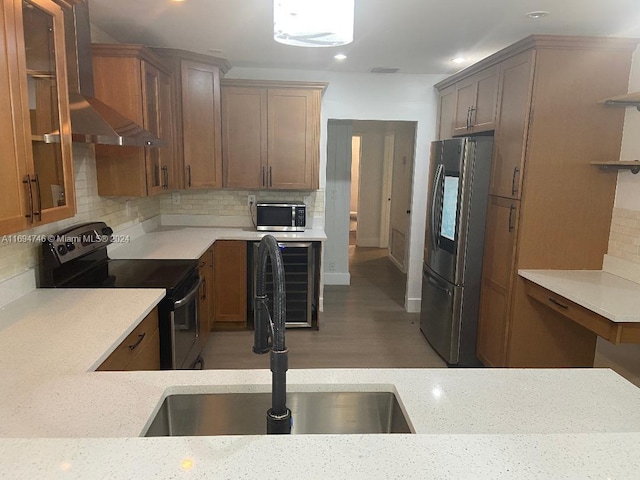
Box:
[2,288,640,478]
[108,226,327,260]
[519,269,640,322]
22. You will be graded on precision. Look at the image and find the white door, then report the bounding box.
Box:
[379,132,394,249]
[389,123,416,272]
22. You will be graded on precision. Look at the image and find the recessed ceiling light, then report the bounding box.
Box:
[451,57,466,64]
[526,10,550,19]
[334,53,347,60]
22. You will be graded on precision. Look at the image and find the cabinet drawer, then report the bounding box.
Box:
[524,280,640,344]
[97,308,160,371]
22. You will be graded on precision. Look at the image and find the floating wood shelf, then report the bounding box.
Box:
[591,161,640,174]
[600,91,640,110]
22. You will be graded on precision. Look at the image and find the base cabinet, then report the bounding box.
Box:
[97,307,160,371]
[213,240,247,329]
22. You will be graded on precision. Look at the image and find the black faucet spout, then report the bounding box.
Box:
[253,235,291,434]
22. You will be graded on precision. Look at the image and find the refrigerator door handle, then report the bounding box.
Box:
[430,163,444,249]
[425,272,451,295]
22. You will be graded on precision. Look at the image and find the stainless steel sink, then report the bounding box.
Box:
[144,391,413,436]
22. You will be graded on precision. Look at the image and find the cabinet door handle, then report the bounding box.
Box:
[269,167,273,187]
[201,277,207,300]
[22,175,34,223]
[465,107,471,129]
[128,332,146,351]
[468,106,475,129]
[511,166,520,196]
[548,297,569,310]
[32,174,42,220]
[187,165,192,188]
[508,204,516,232]
[162,165,168,189]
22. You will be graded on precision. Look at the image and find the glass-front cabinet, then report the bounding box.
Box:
[0,0,74,235]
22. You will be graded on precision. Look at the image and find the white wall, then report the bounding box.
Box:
[227,67,443,311]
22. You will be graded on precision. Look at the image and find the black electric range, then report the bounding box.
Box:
[39,222,203,370]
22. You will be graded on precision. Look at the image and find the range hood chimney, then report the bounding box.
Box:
[60,0,163,147]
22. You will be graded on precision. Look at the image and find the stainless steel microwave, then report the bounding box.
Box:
[256,202,306,231]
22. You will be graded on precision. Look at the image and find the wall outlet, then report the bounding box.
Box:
[172,192,181,205]
[247,194,256,207]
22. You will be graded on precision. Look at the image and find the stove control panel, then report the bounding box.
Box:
[42,222,114,264]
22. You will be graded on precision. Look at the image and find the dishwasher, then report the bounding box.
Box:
[248,241,319,328]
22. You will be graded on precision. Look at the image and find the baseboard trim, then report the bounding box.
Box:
[323,272,350,285]
[406,297,421,313]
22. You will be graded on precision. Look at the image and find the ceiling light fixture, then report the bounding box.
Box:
[273,0,355,47]
[526,10,550,19]
[334,53,347,60]
[451,57,466,64]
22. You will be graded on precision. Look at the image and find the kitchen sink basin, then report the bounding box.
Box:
[144,391,413,436]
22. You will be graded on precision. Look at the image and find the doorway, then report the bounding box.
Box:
[349,121,415,270]
[324,119,416,306]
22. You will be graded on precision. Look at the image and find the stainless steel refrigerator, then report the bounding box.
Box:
[420,136,493,366]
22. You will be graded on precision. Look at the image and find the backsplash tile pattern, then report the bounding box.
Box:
[607,207,640,264]
[0,144,160,283]
[160,189,324,219]
[0,144,325,286]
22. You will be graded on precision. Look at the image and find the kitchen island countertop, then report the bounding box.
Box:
[1,288,640,478]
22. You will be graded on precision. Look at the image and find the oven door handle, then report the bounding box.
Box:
[174,276,203,309]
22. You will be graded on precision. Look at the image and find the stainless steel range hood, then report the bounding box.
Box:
[59,0,163,147]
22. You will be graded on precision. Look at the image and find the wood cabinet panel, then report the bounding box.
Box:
[267,88,317,189]
[97,307,160,371]
[213,240,247,327]
[221,86,267,189]
[92,45,174,197]
[436,85,455,140]
[490,50,535,199]
[181,61,223,189]
[453,65,499,135]
[477,196,519,367]
[0,0,75,235]
[220,80,324,190]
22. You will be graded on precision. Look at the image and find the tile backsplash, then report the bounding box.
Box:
[607,207,640,265]
[160,189,324,223]
[0,144,325,289]
[0,144,160,285]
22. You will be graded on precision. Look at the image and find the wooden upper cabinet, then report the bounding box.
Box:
[151,49,231,190]
[221,79,326,190]
[452,65,499,135]
[92,44,174,196]
[436,85,455,140]
[489,50,535,199]
[221,86,267,189]
[0,0,75,236]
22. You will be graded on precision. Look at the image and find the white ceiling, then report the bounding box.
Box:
[87,0,640,74]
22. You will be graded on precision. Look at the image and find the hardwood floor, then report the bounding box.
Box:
[202,246,446,369]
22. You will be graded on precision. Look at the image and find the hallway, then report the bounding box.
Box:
[202,247,446,369]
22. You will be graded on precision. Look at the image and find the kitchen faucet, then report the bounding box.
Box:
[253,234,291,434]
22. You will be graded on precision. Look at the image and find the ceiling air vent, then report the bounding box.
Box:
[369,66,400,74]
